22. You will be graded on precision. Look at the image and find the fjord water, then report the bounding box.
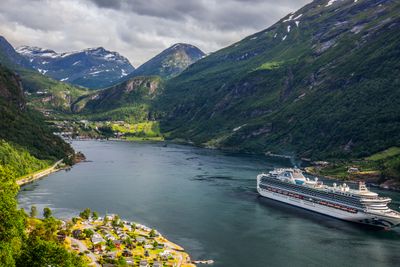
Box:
[18,141,400,267]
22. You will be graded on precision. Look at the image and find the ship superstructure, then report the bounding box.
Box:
[257,168,400,228]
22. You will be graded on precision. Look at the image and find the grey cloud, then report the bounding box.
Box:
[0,0,311,66]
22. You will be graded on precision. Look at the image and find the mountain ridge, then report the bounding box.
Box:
[16,45,135,89]
[157,0,400,160]
[123,43,205,81]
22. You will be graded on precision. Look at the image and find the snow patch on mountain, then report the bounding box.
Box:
[16,45,135,89]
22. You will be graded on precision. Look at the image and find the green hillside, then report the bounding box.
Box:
[123,43,205,81]
[0,36,89,112]
[72,76,164,122]
[0,65,73,163]
[20,69,89,112]
[157,0,400,160]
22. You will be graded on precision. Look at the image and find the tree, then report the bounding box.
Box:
[103,216,109,226]
[106,239,115,251]
[92,211,99,220]
[153,241,159,248]
[79,208,91,220]
[149,229,156,238]
[117,256,127,266]
[72,217,78,224]
[17,237,86,267]
[111,215,121,228]
[43,207,52,219]
[124,237,132,245]
[83,229,94,239]
[30,206,38,218]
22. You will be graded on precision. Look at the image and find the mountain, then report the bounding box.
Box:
[0,36,32,69]
[0,36,89,112]
[124,43,204,80]
[16,46,135,89]
[72,76,163,122]
[157,0,400,160]
[0,65,73,161]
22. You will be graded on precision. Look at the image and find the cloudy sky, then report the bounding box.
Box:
[0,0,310,66]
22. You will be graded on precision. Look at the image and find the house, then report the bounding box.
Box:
[105,251,117,260]
[125,257,134,266]
[119,233,129,240]
[122,249,133,257]
[139,260,149,267]
[144,244,153,249]
[105,234,116,241]
[93,243,106,254]
[348,167,360,173]
[57,232,66,242]
[153,261,162,267]
[72,229,82,239]
[105,214,117,220]
[126,243,136,249]
[91,234,105,245]
[113,240,122,249]
[159,250,172,260]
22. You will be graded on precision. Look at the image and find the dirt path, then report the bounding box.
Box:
[70,237,100,267]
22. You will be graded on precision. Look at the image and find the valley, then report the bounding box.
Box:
[1,0,400,266]
[1,0,400,187]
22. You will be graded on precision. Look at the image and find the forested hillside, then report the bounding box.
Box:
[0,36,89,112]
[0,65,73,171]
[72,76,164,122]
[158,0,400,160]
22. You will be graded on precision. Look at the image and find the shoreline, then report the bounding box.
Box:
[61,214,200,266]
[17,159,64,186]
[304,167,400,192]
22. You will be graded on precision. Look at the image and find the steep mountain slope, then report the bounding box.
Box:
[17,46,135,89]
[72,76,163,122]
[0,36,32,69]
[0,65,73,161]
[124,43,204,80]
[0,37,89,112]
[158,0,400,160]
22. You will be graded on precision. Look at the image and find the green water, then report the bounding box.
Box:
[18,141,400,267]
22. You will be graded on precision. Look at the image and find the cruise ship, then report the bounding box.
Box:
[257,168,400,228]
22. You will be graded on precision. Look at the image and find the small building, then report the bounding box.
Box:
[72,229,82,239]
[122,249,133,257]
[125,257,134,266]
[57,233,66,242]
[348,167,360,173]
[153,261,162,267]
[113,240,122,249]
[93,243,106,253]
[139,260,148,267]
[159,250,172,260]
[126,243,136,249]
[91,235,105,245]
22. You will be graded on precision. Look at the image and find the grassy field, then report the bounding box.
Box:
[111,121,163,139]
[365,147,400,161]
[314,147,400,182]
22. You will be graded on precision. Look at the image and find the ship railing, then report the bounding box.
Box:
[360,197,391,202]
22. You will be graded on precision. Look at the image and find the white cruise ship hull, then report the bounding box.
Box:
[257,185,400,228]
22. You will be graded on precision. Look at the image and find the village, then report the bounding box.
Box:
[60,209,197,267]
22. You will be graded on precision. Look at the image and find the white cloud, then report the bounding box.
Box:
[0,0,310,66]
